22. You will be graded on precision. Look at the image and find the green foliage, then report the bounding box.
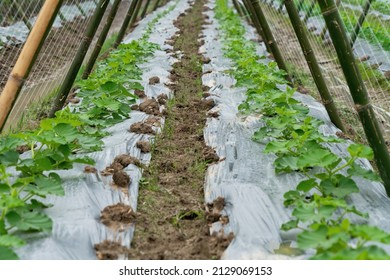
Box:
[216,0,390,260]
[0,1,180,259]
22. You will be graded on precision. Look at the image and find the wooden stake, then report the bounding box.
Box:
[0,0,63,132]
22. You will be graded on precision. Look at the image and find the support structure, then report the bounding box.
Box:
[283,0,345,131]
[249,0,292,84]
[141,0,153,18]
[50,0,110,116]
[317,0,390,195]
[350,0,374,46]
[114,0,139,48]
[82,0,122,79]
[243,0,271,53]
[0,0,63,132]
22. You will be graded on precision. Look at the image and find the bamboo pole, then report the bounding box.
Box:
[113,0,138,48]
[130,0,143,24]
[317,0,390,195]
[152,0,162,11]
[250,0,292,84]
[350,0,374,47]
[243,0,271,52]
[141,0,153,18]
[283,0,345,131]
[50,0,110,116]
[232,0,245,17]
[0,0,63,132]
[239,1,251,21]
[82,0,122,79]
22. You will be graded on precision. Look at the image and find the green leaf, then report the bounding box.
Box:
[0,194,25,209]
[0,151,19,166]
[312,246,390,260]
[0,234,25,247]
[283,190,302,206]
[274,156,299,173]
[0,220,6,235]
[347,163,382,182]
[292,202,316,222]
[53,123,79,142]
[351,225,390,244]
[321,175,359,198]
[347,143,374,160]
[296,179,317,192]
[297,226,328,250]
[69,155,95,165]
[0,183,10,193]
[264,141,290,154]
[6,210,52,232]
[0,246,19,260]
[281,219,299,231]
[25,173,64,197]
[297,147,338,169]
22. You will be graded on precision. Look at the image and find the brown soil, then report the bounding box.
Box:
[128,0,233,260]
[134,89,146,98]
[94,240,130,260]
[138,98,161,115]
[157,93,168,105]
[136,140,152,153]
[112,170,131,189]
[100,203,137,229]
[149,76,160,85]
[129,122,156,135]
[100,154,141,176]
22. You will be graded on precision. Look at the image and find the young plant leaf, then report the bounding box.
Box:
[0,246,19,260]
[6,210,52,232]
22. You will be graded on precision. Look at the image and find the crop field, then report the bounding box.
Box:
[0,0,390,262]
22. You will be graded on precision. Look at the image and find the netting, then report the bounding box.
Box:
[251,0,390,148]
[0,0,139,131]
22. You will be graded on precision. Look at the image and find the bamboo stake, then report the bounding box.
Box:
[130,0,143,24]
[243,0,270,52]
[82,0,122,79]
[0,0,63,132]
[152,0,162,11]
[141,0,153,18]
[250,0,292,84]
[283,0,345,131]
[50,0,110,116]
[113,0,138,48]
[232,0,244,17]
[239,1,251,22]
[350,0,374,47]
[317,0,390,195]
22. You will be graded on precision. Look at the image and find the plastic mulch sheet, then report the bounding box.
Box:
[201,0,390,260]
[15,0,190,260]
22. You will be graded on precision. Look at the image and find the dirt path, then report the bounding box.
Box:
[128,0,232,260]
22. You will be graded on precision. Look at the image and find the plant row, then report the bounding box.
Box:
[0,3,177,260]
[215,0,390,259]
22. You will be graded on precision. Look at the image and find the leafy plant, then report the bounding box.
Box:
[0,1,180,259]
[215,0,390,259]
